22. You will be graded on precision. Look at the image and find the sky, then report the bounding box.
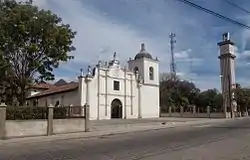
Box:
[27,0,250,90]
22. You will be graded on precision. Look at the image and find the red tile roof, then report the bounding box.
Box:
[31,82,55,89]
[27,82,78,99]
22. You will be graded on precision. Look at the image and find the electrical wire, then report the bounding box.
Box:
[224,0,250,14]
[174,0,250,30]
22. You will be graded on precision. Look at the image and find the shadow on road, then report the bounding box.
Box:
[208,126,250,130]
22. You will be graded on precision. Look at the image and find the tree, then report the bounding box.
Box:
[0,0,76,105]
[196,89,222,112]
[234,87,250,113]
[160,73,200,112]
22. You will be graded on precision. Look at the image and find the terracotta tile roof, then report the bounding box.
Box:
[27,82,78,99]
[31,82,55,89]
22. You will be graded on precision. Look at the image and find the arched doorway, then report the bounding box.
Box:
[111,99,122,119]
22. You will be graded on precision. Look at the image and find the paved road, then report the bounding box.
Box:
[0,118,250,160]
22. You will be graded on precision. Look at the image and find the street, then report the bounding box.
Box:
[0,118,250,160]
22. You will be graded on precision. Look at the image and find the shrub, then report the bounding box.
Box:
[6,106,48,120]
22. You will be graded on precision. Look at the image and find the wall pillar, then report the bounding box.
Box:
[84,104,90,132]
[193,105,196,116]
[47,104,54,136]
[180,106,184,116]
[0,102,6,140]
[168,106,172,117]
[245,108,249,117]
[207,106,210,118]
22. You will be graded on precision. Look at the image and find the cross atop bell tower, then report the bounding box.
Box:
[218,32,236,118]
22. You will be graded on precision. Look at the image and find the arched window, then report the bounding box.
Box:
[33,99,38,106]
[92,67,96,76]
[134,67,139,74]
[149,67,154,80]
[55,101,60,107]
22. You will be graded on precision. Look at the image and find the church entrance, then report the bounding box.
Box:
[111,99,123,119]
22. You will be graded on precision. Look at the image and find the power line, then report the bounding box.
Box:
[224,0,250,14]
[174,0,250,30]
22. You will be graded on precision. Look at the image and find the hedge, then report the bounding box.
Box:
[6,106,84,120]
[6,106,48,120]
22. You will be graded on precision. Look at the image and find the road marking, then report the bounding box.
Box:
[193,124,212,128]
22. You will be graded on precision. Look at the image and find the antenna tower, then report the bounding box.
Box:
[169,33,176,80]
[190,55,193,83]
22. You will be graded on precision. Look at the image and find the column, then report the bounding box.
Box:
[97,67,100,120]
[168,106,172,117]
[0,102,6,140]
[138,83,142,119]
[193,105,196,116]
[105,70,108,117]
[207,106,210,118]
[130,74,133,115]
[180,106,184,116]
[84,75,91,132]
[47,104,54,136]
[78,69,85,116]
[124,68,127,119]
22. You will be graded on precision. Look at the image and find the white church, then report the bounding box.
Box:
[27,43,160,120]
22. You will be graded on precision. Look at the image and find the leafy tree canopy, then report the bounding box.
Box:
[0,0,76,105]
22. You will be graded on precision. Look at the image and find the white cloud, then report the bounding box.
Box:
[176,72,185,76]
[32,0,168,73]
[175,48,203,64]
[175,49,191,59]
[16,0,240,90]
[241,50,250,57]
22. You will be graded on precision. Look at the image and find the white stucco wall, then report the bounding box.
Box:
[6,120,47,138]
[141,85,160,118]
[88,75,98,120]
[143,59,159,86]
[82,59,159,120]
[34,90,79,107]
[87,65,140,120]
[53,119,86,134]
[128,58,159,85]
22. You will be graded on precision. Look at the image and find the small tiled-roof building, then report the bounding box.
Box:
[28,82,55,97]
[27,81,78,107]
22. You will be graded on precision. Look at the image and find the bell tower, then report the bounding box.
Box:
[218,32,236,118]
[128,43,160,118]
[128,43,159,85]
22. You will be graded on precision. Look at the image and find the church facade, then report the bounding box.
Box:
[27,43,160,120]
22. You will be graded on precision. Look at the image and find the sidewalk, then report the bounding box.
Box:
[0,117,246,146]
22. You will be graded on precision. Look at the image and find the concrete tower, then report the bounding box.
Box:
[218,32,236,118]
